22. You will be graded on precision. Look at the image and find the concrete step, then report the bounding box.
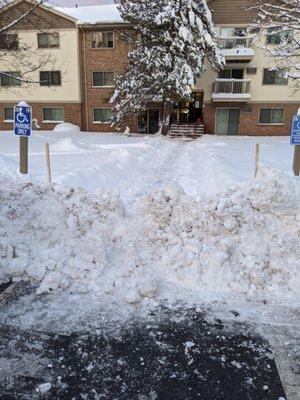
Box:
[169,123,205,138]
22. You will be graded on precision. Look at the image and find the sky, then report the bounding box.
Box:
[51,0,114,6]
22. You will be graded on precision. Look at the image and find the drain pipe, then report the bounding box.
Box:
[80,26,89,132]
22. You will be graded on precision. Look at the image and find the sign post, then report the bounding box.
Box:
[14,102,32,174]
[291,112,300,176]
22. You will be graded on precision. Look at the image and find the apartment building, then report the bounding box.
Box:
[195,0,300,136]
[0,0,82,131]
[0,0,299,135]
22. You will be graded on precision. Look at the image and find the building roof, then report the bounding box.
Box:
[54,4,124,25]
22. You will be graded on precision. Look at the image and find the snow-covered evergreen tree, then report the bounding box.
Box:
[250,0,300,86]
[111,0,224,133]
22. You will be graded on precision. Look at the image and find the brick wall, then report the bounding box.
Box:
[0,103,82,131]
[203,102,299,136]
[81,27,138,133]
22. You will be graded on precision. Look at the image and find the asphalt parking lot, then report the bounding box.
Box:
[0,282,293,400]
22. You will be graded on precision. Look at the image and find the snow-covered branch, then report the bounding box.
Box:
[250,0,300,84]
[0,0,58,90]
[0,0,46,34]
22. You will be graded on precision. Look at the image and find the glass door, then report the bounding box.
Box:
[138,109,159,134]
[228,109,240,135]
[149,109,159,134]
[215,109,228,135]
[215,108,240,135]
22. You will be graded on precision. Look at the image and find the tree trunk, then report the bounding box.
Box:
[158,101,172,135]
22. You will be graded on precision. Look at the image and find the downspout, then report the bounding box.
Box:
[80,25,89,132]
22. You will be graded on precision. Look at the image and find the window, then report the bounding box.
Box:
[0,71,21,86]
[40,71,61,86]
[37,32,59,48]
[92,71,114,87]
[266,27,292,45]
[3,107,13,122]
[43,107,64,122]
[0,33,18,50]
[259,108,284,125]
[263,69,287,85]
[93,108,113,123]
[220,27,247,37]
[219,69,244,79]
[92,32,113,48]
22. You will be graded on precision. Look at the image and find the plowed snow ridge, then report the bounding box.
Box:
[0,166,299,306]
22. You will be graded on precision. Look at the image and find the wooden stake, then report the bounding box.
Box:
[45,143,52,183]
[255,143,260,178]
[19,136,28,174]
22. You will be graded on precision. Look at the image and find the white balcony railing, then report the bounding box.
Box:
[218,36,252,49]
[212,79,251,101]
[213,79,251,94]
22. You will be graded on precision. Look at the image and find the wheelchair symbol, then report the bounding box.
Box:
[16,108,29,124]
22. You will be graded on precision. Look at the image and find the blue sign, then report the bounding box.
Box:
[14,105,32,137]
[291,115,300,145]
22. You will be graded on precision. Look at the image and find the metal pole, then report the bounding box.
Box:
[293,145,300,176]
[19,136,28,174]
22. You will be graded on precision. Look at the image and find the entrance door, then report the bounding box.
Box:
[138,109,159,134]
[215,108,240,135]
[172,92,203,123]
[149,109,159,134]
[189,92,203,123]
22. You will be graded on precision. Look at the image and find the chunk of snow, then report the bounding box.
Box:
[36,383,51,394]
[125,289,141,304]
[140,281,157,298]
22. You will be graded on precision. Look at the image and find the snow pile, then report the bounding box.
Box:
[53,123,80,132]
[0,167,299,304]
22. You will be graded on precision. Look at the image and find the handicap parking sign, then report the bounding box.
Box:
[291,115,300,145]
[14,104,32,137]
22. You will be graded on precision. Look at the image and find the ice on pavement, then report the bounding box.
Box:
[0,164,299,306]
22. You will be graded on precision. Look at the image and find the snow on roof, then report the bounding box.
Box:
[54,4,123,25]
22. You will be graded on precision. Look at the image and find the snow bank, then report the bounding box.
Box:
[0,167,299,305]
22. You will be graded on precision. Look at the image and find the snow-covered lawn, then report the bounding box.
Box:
[0,129,295,204]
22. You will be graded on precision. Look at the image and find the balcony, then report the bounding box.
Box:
[218,37,254,60]
[212,79,251,102]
